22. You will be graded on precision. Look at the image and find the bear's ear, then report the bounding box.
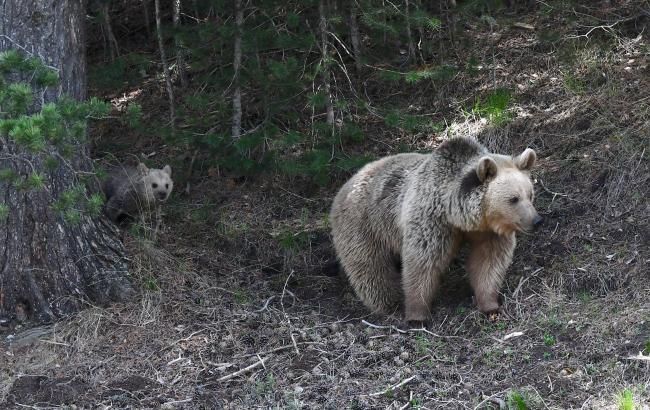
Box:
[137,163,149,175]
[476,156,498,183]
[515,148,537,171]
[162,165,172,176]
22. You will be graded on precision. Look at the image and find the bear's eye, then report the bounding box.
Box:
[509,196,519,204]
[165,184,169,189]
[152,183,158,189]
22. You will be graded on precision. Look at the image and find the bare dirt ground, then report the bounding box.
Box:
[2,3,649,409]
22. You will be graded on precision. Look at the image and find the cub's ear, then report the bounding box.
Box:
[137,162,149,175]
[515,148,537,171]
[162,165,172,176]
[476,156,498,183]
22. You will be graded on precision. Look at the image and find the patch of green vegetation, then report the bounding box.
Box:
[506,389,529,410]
[578,291,592,303]
[563,71,587,94]
[482,348,502,365]
[471,88,512,125]
[233,290,252,305]
[617,388,636,410]
[585,363,598,375]
[0,203,8,219]
[543,351,552,360]
[414,333,431,356]
[644,339,650,355]
[216,212,250,238]
[543,333,556,346]
[543,314,564,329]
[410,396,422,408]
[537,29,561,46]
[255,373,277,395]
[143,276,159,292]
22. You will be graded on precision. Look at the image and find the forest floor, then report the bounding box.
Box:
[2,4,649,410]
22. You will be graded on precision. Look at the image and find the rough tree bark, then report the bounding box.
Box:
[173,0,188,88]
[100,0,120,61]
[0,0,134,324]
[141,0,152,39]
[404,0,416,61]
[349,1,362,73]
[231,0,243,139]
[154,0,176,132]
[318,0,335,127]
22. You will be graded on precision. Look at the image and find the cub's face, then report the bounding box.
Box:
[476,149,543,235]
[139,164,174,202]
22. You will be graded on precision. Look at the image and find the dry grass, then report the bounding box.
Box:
[2,3,650,409]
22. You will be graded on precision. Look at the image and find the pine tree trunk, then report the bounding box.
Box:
[349,1,362,73]
[318,0,335,127]
[173,0,189,88]
[142,0,152,39]
[0,0,134,325]
[231,0,243,139]
[101,1,120,61]
[404,0,416,61]
[154,0,176,131]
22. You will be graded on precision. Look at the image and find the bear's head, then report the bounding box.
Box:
[138,163,174,203]
[476,148,543,236]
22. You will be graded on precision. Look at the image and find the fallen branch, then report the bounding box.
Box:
[218,356,268,382]
[369,375,417,397]
[361,320,469,340]
[502,331,524,341]
[473,390,509,410]
[626,352,650,362]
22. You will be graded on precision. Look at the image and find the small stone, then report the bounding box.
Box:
[329,323,340,333]
[294,385,304,394]
[400,351,409,360]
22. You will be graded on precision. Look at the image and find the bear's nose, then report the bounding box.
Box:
[532,215,544,228]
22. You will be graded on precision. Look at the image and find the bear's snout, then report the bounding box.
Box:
[156,191,168,201]
[532,215,544,229]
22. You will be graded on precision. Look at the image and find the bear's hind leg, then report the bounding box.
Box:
[339,242,402,315]
[466,232,516,314]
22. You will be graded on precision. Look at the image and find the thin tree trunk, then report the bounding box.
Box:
[154,0,176,132]
[0,0,133,324]
[173,0,189,88]
[231,0,243,139]
[415,0,425,61]
[319,0,335,127]
[142,0,152,39]
[101,1,120,61]
[349,1,362,73]
[404,0,416,61]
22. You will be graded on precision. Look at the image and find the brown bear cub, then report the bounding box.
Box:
[330,137,542,323]
[102,163,174,226]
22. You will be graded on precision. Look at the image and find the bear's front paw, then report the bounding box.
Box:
[482,306,503,322]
